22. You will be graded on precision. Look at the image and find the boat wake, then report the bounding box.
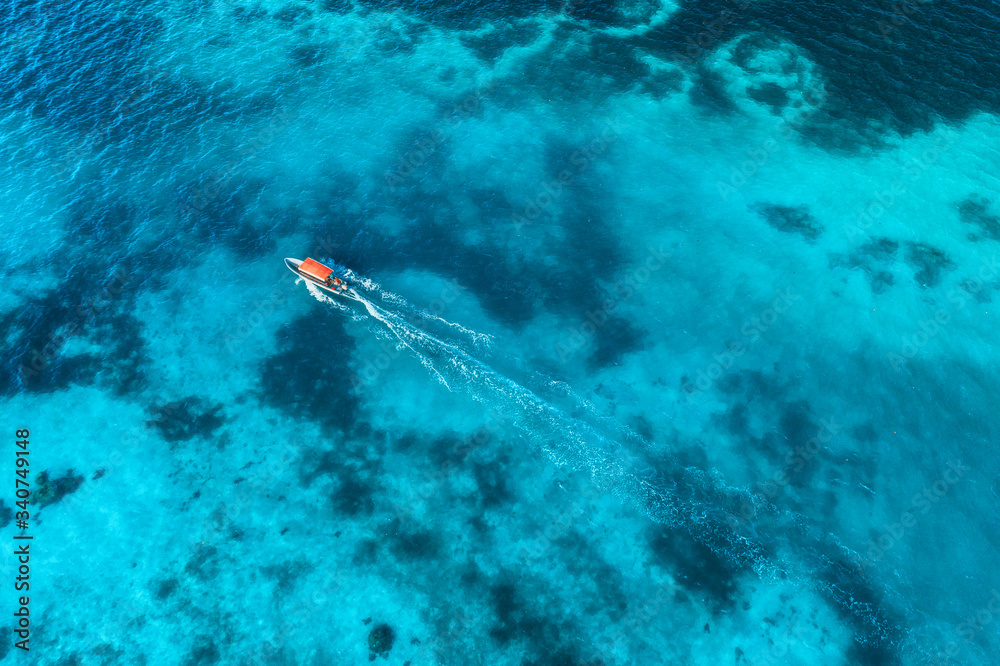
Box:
[300,271,917,663]
[310,276,773,568]
[344,267,493,351]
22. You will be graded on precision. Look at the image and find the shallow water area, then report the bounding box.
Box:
[3,0,1000,664]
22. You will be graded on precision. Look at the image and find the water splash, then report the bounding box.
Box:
[298,271,913,662]
[338,264,494,351]
[316,278,774,574]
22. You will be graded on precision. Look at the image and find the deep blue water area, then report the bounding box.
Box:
[2,0,1000,664]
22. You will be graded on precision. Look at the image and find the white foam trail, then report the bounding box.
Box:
[321,286,771,575]
[341,268,380,292]
[542,377,654,448]
[304,281,365,321]
[344,269,494,350]
[300,276,909,657]
[350,291,454,390]
[381,288,494,350]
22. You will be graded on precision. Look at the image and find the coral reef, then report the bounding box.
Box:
[35,470,85,508]
[368,623,395,660]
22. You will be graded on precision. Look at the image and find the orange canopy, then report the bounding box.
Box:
[298,258,333,282]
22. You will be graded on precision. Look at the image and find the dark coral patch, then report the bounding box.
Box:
[587,33,653,94]
[371,24,420,55]
[555,531,630,622]
[352,538,379,566]
[353,0,558,30]
[587,315,645,370]
[460,22,541,64]
[859,238,899,262]
[314,122,627,332]
[688,65,737,114]
[647,526,742,610]
[232,5,268,21]
[333,476,376,516]
[904,242,954,287]
[570,0,662,27]
[177,177,275,259]
[489,582,530,645]
[397,222,539,327]
[847,641,901,666]
[639,0,1000,147]
[225,219,277,259]
[389,524,440,560]
[184,545,220,581]
[959,195,1000,241]
[368,623,395,659]
[869,271,894,294]
[473,459,513,507]
[35,470,85,508]
[67,197,136,243]
[184,637,220,666]
[320,0,351,13]
[272,4,312,25]
[828,237,900,293]
[259,313,358,433]
[154,577,178,600]
[816,558,903,665]
[0,258,150,397]
[747,82,789,114]
[486,580,577,661]
[567,2,621,25]
[754,203,822,242]
[637,68,684,100]
[260,560,313,592]
[146,397,225,444]
[0,501,12,528]
[290,44,325,68]
[299,448,349,486]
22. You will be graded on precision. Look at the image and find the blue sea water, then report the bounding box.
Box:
[2,0,1000,664]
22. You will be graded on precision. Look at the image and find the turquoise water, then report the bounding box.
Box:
[2,0,1000,664]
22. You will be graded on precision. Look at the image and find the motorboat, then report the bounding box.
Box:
[285,257,350,294]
